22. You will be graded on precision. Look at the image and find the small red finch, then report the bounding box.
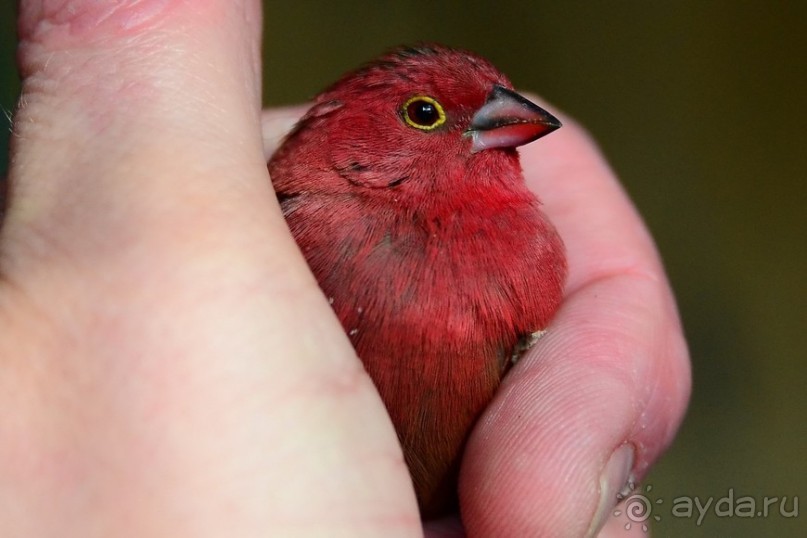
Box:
[268,44,566,516]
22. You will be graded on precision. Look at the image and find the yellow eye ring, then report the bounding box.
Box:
[402,96,446,130]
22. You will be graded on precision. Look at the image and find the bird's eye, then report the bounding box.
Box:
[402,96,446,130]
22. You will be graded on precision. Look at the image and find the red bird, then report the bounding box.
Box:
[268,44,567,516]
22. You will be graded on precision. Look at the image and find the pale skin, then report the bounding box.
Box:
[0,1,690,537]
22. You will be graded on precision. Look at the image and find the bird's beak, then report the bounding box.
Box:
[467,85,561,153]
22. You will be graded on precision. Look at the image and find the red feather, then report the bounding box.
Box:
[269,44,566,517]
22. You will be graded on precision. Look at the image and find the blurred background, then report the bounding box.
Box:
[1,2,804,536]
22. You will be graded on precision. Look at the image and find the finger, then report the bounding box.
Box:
[8,0,267,245]
[525,110,691,474]
[262,106,308,160]
[459,109,691,536]
[1,2,416,535]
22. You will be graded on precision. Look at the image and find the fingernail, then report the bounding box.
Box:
[586,443,635,537]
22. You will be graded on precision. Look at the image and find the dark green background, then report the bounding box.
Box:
[1,2,805,536]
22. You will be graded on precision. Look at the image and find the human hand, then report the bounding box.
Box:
[2,1,415,536]
[441,103,692,537]
[0,1,689,537]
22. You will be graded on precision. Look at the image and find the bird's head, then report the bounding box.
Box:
[276,44,561,206]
